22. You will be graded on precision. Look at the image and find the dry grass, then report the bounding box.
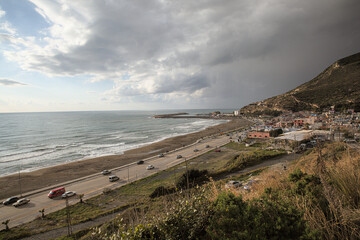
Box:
[230,142,360,239]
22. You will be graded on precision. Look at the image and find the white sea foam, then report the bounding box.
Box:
[0,111,229,176]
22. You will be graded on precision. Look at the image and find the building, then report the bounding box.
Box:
[234,110,240,116]
[247,131,270,139]
[293,118,305,127]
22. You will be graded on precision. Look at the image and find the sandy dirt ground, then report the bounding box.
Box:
[0,118,251,199]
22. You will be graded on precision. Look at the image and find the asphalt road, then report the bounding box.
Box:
[0,134,231,230]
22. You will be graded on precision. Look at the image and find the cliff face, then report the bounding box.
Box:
[240,52,360,114]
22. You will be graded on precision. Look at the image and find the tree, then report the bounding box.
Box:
[2,219,10,231]
[270,128,283,137]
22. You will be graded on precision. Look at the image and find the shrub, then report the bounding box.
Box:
[157,191,211,240]
[206,192,316,240]
[149,186,176,199]
[176,169,209,189]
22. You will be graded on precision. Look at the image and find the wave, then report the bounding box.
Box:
[0,111,228,176]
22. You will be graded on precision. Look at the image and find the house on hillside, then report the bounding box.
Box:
[247,131,270,139]
[293,118,305,127]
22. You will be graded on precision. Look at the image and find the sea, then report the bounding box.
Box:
[0,110,231,177]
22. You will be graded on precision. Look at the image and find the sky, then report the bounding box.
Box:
[0,0,360,113]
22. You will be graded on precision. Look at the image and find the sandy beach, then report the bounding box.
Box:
[0,118,250,200]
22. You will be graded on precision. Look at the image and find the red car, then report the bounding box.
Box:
[215,149,221,152]
[48,187,65,198]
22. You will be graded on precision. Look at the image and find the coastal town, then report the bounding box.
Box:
[216,107,360,148]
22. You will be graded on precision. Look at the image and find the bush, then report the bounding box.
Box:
[149,186,176,199]
[176,169,209,189]
[206,192,316,240]
[157,191,211,240]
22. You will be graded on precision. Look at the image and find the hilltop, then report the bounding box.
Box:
[240,52,360,115]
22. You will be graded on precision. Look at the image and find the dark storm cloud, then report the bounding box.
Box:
[7,0,360,107]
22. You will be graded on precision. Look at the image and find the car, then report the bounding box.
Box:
[205,145,210,148]
[3,196,19,206]
[146,165,154,170]
[158,153,164,158]
[13,198,30,207]
[137,160,145,164]
[62,191,76,198]
[225,181,242,189]
[176,155,182,159]
[214,149,221,152]
[102,170,111,175]
[48,187,66,198]
[109,175,120,182]
[193,149,199,152]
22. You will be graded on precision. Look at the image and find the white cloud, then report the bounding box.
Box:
[0,78,27,86]
[2,0,360,108]
[0,7,5,18]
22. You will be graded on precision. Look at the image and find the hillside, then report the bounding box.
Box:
[240,52,360,115]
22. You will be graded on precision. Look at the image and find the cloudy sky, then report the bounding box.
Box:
[0,0,359,113]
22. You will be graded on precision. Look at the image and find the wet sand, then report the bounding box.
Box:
[0,118,250,200]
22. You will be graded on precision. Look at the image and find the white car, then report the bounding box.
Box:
[225,181,242,189]
[109,175,120,182]
[102,170,111,175]
[146,165,154,170]
[13,198,30,207]
[62,191,76,198]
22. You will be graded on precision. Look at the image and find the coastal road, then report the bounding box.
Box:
[0,133,233,229]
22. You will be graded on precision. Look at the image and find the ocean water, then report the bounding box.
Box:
[0,110,229,177]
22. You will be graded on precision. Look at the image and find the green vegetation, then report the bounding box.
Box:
[206,192,314,239]
[269,128,283,137]
[0,142,299,240]
[88,185,317,240]
[225,142,266,151]
[85,143,360,240]
[221,149,286,173]
[5,142,357,240]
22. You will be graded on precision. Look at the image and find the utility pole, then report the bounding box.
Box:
[185,158,189,190]
[18,164,22,197]
[128,166,130,182]
[65,197,72,236]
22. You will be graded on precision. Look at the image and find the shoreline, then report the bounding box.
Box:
[2,119,229,178]
[0,118,250,199]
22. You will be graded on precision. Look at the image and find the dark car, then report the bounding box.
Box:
[3,196,19,206]
[158,153,164,158]
[137,160,144,164]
